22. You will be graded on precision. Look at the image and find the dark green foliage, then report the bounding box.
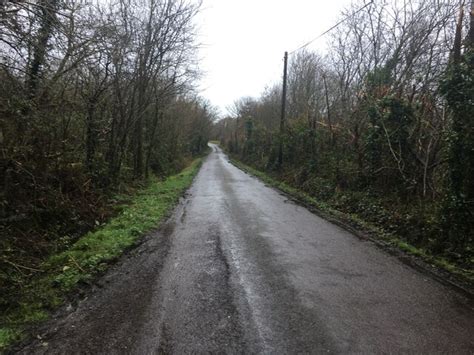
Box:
[439,48,474,254]
[364,96,415,189]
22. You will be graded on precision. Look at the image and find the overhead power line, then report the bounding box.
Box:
[277,1,374,168]
[289,0,374,55]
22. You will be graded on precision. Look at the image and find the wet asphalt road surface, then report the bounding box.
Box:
[18,144,474,354]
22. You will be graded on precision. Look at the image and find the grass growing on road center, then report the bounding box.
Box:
[0,158,202,350]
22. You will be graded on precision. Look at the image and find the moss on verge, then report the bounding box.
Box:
[0,158,202,350]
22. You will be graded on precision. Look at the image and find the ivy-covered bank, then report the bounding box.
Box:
[439,48,474,261]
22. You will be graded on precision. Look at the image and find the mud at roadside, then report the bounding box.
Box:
[12,208,179,354]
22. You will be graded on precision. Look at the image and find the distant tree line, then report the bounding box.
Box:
[215,0,473,264]
[0,0,212,289]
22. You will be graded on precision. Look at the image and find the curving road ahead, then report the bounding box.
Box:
[20,144,474,354]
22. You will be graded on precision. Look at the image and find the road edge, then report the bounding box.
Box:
[0,156,207,352]
[227,157,474,300]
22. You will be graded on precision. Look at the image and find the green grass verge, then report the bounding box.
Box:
[0,158,203,350]
[230,158,473,287]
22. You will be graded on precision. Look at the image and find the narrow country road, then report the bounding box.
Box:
[18,144,474,354]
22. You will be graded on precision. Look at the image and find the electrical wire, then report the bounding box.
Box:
[288,0,374,55]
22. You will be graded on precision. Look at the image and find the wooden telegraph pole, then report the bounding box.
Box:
[278,51,288,169]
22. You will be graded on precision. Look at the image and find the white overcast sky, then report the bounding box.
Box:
[196,0,355,116]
